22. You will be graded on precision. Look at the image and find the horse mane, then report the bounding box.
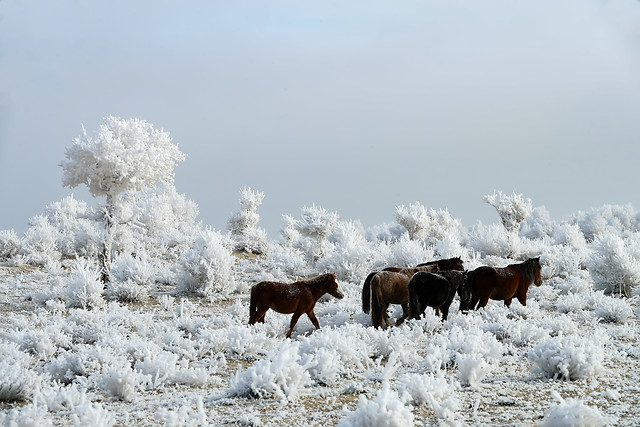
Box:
[297,273,335,286]
[509,257,540,284]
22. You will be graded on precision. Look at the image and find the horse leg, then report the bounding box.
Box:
[396,303,410,326]
[504,298,512,308]
[249,307,269,325]
[476,293,490,309]
[383,304,391,329]
[286,312,303,339]
[307,310,321,330]
[441,305,450,321]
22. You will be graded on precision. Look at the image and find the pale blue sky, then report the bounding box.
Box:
[2,1,640,237]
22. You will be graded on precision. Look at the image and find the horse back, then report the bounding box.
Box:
[252,281,310,314]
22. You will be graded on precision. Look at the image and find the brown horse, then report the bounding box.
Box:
[362,257,464,328]
[248,273,344,338]
[461,257,542,310]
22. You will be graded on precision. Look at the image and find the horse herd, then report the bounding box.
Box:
[248,257,543,338]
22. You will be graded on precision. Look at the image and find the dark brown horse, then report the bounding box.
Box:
[461,257,542,310]
[249,273,344,338]
[362,257,464,328]
[408,270,469,321]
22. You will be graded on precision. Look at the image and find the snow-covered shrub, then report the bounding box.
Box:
[456,353,491,387]
[541,390,615,426]
[99,367,149,401]
[397,371,456,408]
[120,185,201,253]
[0,345,39,402]
[467,222,520,258]
[66,258,104,309]
[338,382,414,427]
[572,203,640,241]
[395,202,463,246]
[174,228,234,300]
[0,229,21,260]
[594,296,633,324]
[227,341,312,402]
[520,206,555,240]
[71,402,116,427]
[484,190,533,233]
[528,333,605,380]
[228,187,269,255]
[20,214,62,265]
[288,204,339,262]
[317,220,377,283]
[588,231,640,297]
[105,252,155,302]
[384,235,434,267]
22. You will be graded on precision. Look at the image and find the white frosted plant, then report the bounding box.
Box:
[99,367,149,402]
[395,202,462,246]
[0,342,39,402]
[588,231,640,297]
[316,220,376,283]
[484,190,533,233]
[288,204,339,262]
[227,341,312,402]
[0,229,21,261]
[528,333,605,381]
[174,228,234,300]
[105,252,155,302]
[541,390,615,427]
[61,116,186,282]
[228,187,269,255]
[338,382,414,427]
[66,258,104,309]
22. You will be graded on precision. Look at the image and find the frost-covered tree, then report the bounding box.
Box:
[227,187,268,255]
[60,116,186,282]
[484,190,533,233]
[588,231,640,297]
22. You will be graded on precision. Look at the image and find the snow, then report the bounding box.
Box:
[1,186,640,425]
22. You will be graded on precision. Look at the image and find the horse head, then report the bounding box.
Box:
[326,273,345,299]
[532,257,543,286]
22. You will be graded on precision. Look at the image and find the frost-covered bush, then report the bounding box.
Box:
[384,235,434,268]
[520,206,555,240]
[588,231,640,297]
[287,204,339,262]
[572,203,640,241]
[541,390,615,426]
[228,187,269,255]
[0,343,39,402]
[484,190,533,233]
[317,220,377,283]
[105,252,155,302]
[99,367,149,402]
[0,229,21,261]
[228,341,312,401]
[174,228,234,300]
[119,185,202,254]
[397,371,455,408]
[66,258,104,309]
[528,333,605,380]
[594,295,633,324]
[467,222,532,258]
[338,383,414,427]
[395,202,463,246]
[20,214,62,265]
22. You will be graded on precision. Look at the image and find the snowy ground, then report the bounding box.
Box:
[0,260,638,426]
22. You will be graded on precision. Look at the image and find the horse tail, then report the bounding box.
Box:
[461,269,477,310]
[362,272,377,314]
[370,275,384,328]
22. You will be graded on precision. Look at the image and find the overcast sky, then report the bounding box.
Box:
[2,1,640,238]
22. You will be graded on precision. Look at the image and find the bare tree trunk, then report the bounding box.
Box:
[99,195,116,284]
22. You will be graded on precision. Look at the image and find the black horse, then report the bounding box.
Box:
[408,270,469,321]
